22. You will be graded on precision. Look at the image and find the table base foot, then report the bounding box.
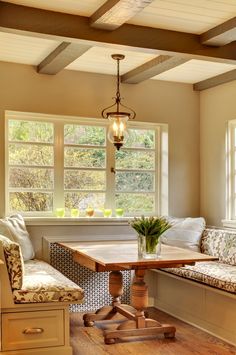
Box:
[83,304,136,327]
[104,320,176,344]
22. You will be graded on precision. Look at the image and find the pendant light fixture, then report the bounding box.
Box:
[102,54,136,150]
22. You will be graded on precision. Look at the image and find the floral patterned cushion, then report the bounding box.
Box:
[0,235,24,290]
[162,261,236,294]
[13,259,84,304]
[201,228,236,265]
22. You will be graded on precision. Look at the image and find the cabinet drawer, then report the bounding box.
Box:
[2,309,64,351]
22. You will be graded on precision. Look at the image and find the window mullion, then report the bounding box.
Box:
[54,121,64,210]
[106,139,116,212]
[155,126,160,215]
[232,128,236,219]
[5,119,10,215]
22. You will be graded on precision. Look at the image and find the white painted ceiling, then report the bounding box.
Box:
[3,0,236,34]
[152,60,236,84]
[129,0,236,34]
[66,47,157,75]
[1,0,107,17]
[1,0,236,85]
[0,32,60,65]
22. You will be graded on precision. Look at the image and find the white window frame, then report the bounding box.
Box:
[5,110,168,218]
[224,120,236,226]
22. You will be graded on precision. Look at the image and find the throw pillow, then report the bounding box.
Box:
[161,217,206,252]
[0,214,35,261]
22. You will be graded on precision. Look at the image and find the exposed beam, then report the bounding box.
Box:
[194,69,236,91]
[1,2,236,64]
[201,17,236,46]
[37,42,91,74]
[90,0,154,30]
[122,55,189,84]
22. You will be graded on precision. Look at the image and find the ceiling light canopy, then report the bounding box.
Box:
[102,54,136,150]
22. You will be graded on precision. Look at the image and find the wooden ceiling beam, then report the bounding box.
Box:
[194,69,236,91]
[201,17,236,46]
[121,55,189,84]
[1,2,236,64]
[37,42,91,74]
[90,0,154,30]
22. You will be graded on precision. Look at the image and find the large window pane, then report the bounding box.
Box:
[64,170,105,190]
[115,193,154,213]
[65,192,105,209]
[9,120,53,143]
[64,147,105,168]
[116,172,154,192]
[9,143,53,166]
[115,150,155,170]
[9,192,53,212]
[9,168,53,189]
[64,125,106,146]
[124,129,155,149]
[6,114,160,216]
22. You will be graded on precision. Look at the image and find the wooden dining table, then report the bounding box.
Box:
[58,240,217,344]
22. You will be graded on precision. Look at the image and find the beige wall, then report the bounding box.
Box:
[0,61,200,252]
[200,81,236,226]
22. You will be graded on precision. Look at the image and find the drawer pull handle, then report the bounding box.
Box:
[23,328,44,335]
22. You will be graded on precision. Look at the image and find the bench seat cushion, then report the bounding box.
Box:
[162,261,236,294]
[13,259,84,304]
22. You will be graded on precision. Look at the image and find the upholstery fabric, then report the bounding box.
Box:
[13,259,84,303]
[0,235,23,289]
[162,261,236,294]
[201,228,236,266]
[0,214,35,261]
[162,217,206,252]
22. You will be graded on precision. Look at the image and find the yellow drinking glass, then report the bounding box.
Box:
[103,209,112,217]
[115,208,124,217]
[71,208,79,217]
[56,208,65,218]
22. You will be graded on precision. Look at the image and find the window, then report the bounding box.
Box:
[7,118,54,213]
[226,120,236,221]
[6,111,166,217]
[64,124,107,210]
[115,129,156,213]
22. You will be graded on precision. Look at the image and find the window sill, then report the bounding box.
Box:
[222,219,236,229]
[24,216,132,226]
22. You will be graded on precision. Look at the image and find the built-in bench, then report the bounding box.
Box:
[146,227,236,346]
[0,233,84,355]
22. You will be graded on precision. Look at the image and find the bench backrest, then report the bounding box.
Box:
[201,228,236,265]
[0,242,18,308]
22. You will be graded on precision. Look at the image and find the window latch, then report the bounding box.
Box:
[111,167,116,174]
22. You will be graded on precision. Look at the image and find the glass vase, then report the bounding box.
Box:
[138,234,161,259]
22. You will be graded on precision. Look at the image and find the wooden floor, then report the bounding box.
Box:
[70,307,236,355]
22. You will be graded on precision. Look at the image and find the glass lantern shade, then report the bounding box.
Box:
[107,114,129,150]
[101,54,136,150]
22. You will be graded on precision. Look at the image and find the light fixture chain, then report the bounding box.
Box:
[116,58,121,112]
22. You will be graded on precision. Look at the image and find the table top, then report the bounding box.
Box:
[58,241,218,272]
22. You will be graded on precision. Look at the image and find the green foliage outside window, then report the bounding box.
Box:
[7,118,157,215]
